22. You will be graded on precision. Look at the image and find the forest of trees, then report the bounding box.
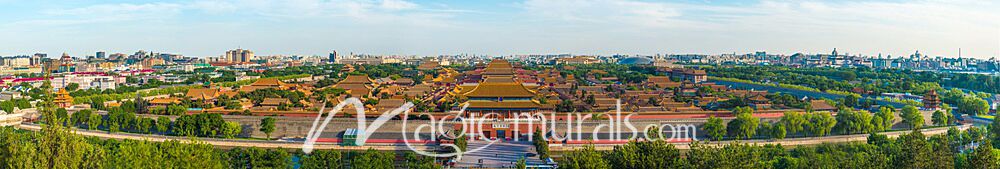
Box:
[709,65,1000,96]
[560,127,1000,169]
[0,126,437,169]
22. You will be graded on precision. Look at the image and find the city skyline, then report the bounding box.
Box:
[2,0,999,59]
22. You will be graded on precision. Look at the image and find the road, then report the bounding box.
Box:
[456,141,547,168]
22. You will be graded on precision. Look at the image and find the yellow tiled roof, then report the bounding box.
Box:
[466,100,540,109]
[464,82,536,98]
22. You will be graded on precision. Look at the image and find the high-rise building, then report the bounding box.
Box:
[224,49,254,63]
[96,51,106,59]
[329,50,338,63]
[31,53,45,66]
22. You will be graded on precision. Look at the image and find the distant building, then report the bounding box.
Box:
[96,51,106,59]
[0,109,23,127]
[31,53,45,66]
[53,88,73,108]
[666,68,707,83]
[52,73,120,91]
[329,50,338,63]
[923,90,941,110]
[225,49,254,63]
[555,56,600,64]
[618,57,654,65]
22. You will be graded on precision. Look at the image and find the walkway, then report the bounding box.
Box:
[456,141,547,168]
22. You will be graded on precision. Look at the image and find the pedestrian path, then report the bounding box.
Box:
[456,141,546,168]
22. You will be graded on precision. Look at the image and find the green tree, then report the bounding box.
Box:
[225,147,291,169]
[958,96,989,116]
[516,157,527,169]
[71,109,93,128]
[703,116,725,141]
[55,108,69,126]
[606,140,683,169]
[65,83,79,91]
[137,117,154,134]
[260,117,276,139]
[533,129,551,159]
[88,114,102,130]
[727,111,759,139]
[807,112,836,136]
[350,149,394,169]
[646,125,661,140]
[901,105,924,129]
[894,130,932,168]
[557,145,610,169]
[928,135,955,169]
[834,109,874,134]
[771,124,786,139]
[967,140,999,168]
[990,117,1000,147]
[301,150,342,169]
[454,133,468,153]
[403,151,438,169]
[931,110,948,126]
[779,112,806,136]
[221,121,242,139]
[844,94,860,108]
[156,116,171,134]
[166,104,188,115]
[875,106,896,131]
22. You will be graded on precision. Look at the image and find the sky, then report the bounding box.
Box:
[1,0,999,59]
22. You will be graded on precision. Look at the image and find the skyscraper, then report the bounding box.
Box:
[329,50,338,63]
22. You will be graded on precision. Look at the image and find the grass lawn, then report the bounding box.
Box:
[977,114,994,119]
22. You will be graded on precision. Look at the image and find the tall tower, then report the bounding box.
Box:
[329,50,338,63]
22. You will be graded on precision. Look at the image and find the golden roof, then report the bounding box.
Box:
[150,97,181,104]
[463,82,536,98]
[482,75,517,83]
[485,59,513,69]
[466,100,540,109]
[334,83,373,96]
[375,99,406,110]
[483,59,514,75]
[54,89,73,103]
[340,75,374,84]
[260,98,289,106]
[417,61,439,70]
[250,78,285,87]
[186,88,219,100]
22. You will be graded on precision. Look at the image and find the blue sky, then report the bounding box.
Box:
[1,0,998,59]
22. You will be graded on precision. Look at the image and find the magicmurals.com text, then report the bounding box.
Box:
[301,98,698,158]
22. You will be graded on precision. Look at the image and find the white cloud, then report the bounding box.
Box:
[380,0,418,10]
[16,2,185,27]
[44,2,183,16]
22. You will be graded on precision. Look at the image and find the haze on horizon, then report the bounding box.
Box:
[1,0,998,59]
